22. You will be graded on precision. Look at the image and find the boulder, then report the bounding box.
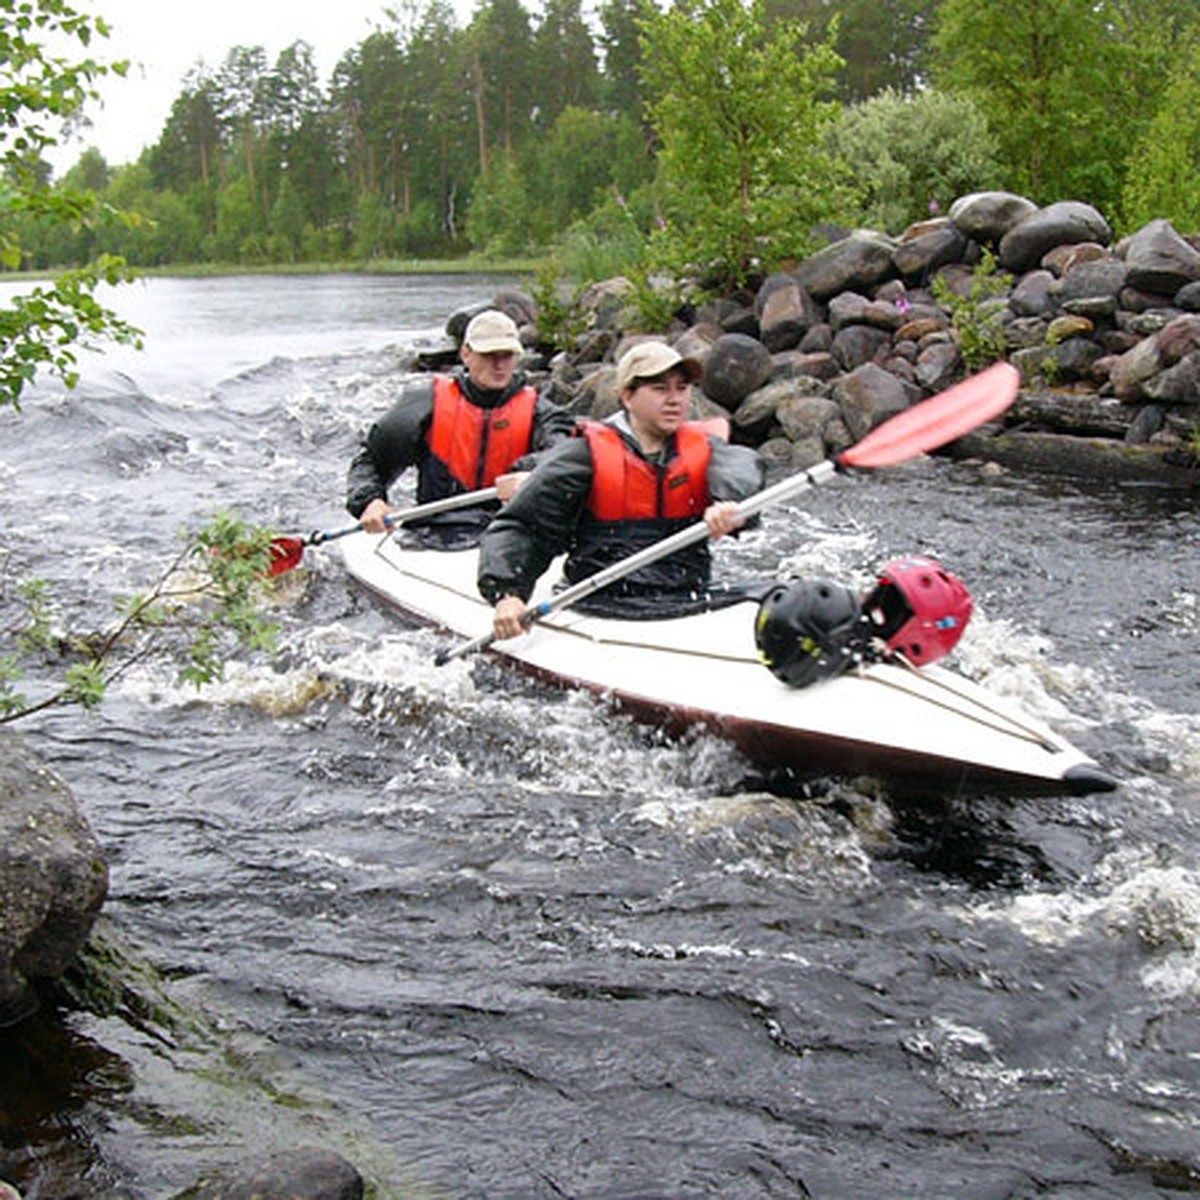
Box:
[755,273,818,352]
[174,1147,363,1200]
[949,191,1038,243]
[699,333,774,411]
[793,230,897,301]
[1118,219,1200,296]
[998,201,1112,273]
[833,362,911,442]
[0,731,108,1026]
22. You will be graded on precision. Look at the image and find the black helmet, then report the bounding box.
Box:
[754,577,866,688]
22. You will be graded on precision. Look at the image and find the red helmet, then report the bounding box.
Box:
[862,555,973,666]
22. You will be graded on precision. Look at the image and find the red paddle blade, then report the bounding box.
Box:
[839,362,1019,470]
[267,537,306,576]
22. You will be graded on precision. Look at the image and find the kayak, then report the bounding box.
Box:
[340,532,1118,798]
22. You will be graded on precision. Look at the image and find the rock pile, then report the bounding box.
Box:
[456,191,1200,484]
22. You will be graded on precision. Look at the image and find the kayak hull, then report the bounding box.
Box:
[341,533,1117,798]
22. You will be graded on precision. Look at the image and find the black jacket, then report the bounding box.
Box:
[477,413,767,617]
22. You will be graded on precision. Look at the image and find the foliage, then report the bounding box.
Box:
[465,152,537,256]
[761,0,932,103]
[639,0,854,291]
[1,0,140,405]
[529,260,588,350]
[1119,36,1200,235]
[623,268,682,333]
[0,254,142,405]
[826,87,1001,234]
[931,0,1186,215]
[931,249,1012,372]
[0,512,281,723]
[558,195,648,282]
[21,0,1198,277]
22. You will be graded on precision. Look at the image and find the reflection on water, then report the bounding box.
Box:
[1,274,1198,1199]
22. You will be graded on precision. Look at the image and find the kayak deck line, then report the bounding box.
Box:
[340,532,1119,797]
[858,658,1064,753]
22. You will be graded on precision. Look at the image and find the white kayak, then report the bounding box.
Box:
[341,531,1117,798]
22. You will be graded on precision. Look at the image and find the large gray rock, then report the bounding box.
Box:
[998,202,1112,273]
[893,218,972,283]
[754,273,819,352]
[699,333,773,411]
[949,191,1038,243]
[1119,219,1200,296]
[793,230,897,301]
[1058,258,1129,306]
[833,362,911,442]
[0,731,108,1026]
[174,1147,364,1200]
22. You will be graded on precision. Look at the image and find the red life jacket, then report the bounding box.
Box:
[582,422,713,520]
[426,375,538,490]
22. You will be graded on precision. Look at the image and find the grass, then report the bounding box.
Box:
[2,255,550,283]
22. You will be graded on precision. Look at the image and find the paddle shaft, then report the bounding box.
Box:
[311,486,501,545]
[434,363,1019,665]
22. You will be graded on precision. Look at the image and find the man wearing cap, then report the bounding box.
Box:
[346,309,575,545]
[478,340,768,636]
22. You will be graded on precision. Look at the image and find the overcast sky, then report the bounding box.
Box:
[47,0,409,173]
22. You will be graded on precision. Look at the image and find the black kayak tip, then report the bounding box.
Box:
[1063,763,1120,796]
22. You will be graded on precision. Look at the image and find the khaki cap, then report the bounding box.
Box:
[616,341,703,392]
[463,309,523,354]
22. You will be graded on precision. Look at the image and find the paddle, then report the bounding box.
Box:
[434,361,1019,665]
[267,486,501,576]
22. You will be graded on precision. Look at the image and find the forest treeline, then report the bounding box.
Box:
[10,0,1200,284]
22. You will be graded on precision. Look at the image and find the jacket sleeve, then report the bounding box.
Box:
[477,439,593,604]
[345,381,435,517]
[510,395,578,471]
[707,439,768,503]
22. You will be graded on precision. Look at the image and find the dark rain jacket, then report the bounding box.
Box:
[477,412,768,618]
[345,369,576,539]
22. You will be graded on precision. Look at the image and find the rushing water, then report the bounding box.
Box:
[1,274,1198,1199]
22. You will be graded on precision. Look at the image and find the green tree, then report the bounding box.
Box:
[331,32,405,199]
[465,151,534,254]
[533,0,601,130]
[1,0,140,406]
[1120,35,1200,234]
[104,162,207,266]
[598,0,649,121]
[640,0,852,289]
[932,0,1138,211]
[826,87,1001,233]
[465,0,536,166]
[147,69,226,240]
[405,0,474,247]
[522,107,652,243]
[766,0,932,101]
[217,45,271,226]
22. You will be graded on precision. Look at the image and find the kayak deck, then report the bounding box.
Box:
[341,531,1117,797]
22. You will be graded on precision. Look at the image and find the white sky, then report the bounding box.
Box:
[47,0,410,173]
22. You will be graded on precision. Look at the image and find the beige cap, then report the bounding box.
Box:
[616,341,703,392]
[463,309,523,354]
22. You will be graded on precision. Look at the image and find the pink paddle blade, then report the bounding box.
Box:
[839,362,1019,470]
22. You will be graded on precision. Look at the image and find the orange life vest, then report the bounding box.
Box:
[426,375,538,490]
[582,422,713,521]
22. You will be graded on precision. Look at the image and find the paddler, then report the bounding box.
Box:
[478,340,768,639]
[346,309,575,546]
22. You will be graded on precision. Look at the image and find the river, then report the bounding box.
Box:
[1,274,1198,1199]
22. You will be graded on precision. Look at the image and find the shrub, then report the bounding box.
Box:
[826,87,1001,234]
